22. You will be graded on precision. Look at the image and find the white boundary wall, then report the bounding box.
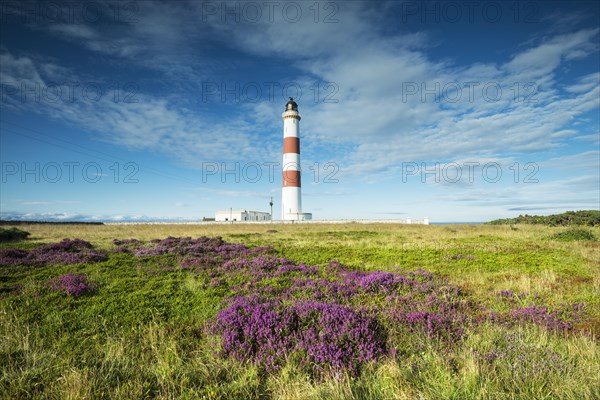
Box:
[106,218,431,225]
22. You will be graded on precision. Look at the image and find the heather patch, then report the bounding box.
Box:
[209,262,478,377]
[0,239,107,266]
[47,273,96,297]
[210,295,386,377]
[508,303,587,332]
[133,236,271,260]
[111,238,143,253]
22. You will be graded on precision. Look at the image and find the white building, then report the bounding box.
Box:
[215,210,271,222]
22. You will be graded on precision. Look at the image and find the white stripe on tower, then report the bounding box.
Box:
[282,97,302,220]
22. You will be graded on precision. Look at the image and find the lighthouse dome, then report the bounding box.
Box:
[285,97,298,111]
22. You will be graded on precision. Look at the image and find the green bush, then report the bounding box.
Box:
[488,210,600,227]
[0,227,31,243]
[551,228,597,241]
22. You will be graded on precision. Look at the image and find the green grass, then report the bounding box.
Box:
[1,223,599,399]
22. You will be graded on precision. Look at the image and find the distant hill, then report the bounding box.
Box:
[486,210,600,227]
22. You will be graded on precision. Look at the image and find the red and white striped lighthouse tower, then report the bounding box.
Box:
[281,98,311,221]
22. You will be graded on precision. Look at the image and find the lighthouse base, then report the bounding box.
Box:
[282,212,312,221]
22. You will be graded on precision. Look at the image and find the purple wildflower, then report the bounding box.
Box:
[509,303,587,332]
[0,239,106,266]
[211,295,386,376]
[47,273,96,297]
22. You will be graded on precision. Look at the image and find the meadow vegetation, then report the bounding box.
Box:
[0,222,598,399]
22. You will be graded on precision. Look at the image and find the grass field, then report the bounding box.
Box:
[1,222,599,399]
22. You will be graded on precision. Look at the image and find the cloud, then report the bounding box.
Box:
[0,210,199,222]
[0,53,44,83]
[304,190,352,197]
[202,8,598,181]
[0,211,90,221]
[505,28,599,78]
[0,50,280,166]
[10,0,241,85]
[437,174,599,211]
[539,151,600,171]
[17,201,81,206]
[215,190,272,198]
[507,207,571,211]
[565,72,600,93]
[3,1,599,186]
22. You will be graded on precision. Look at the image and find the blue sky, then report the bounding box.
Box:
[0,0,598,222]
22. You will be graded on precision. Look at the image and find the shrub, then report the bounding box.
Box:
[487,210,600,226]
[0,227,30,243]
[551,228,597,241]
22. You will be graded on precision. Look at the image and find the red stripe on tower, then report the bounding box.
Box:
[283,137,300,154]
[282,170,301,187]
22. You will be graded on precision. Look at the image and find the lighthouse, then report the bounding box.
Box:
[281,98,312,221]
